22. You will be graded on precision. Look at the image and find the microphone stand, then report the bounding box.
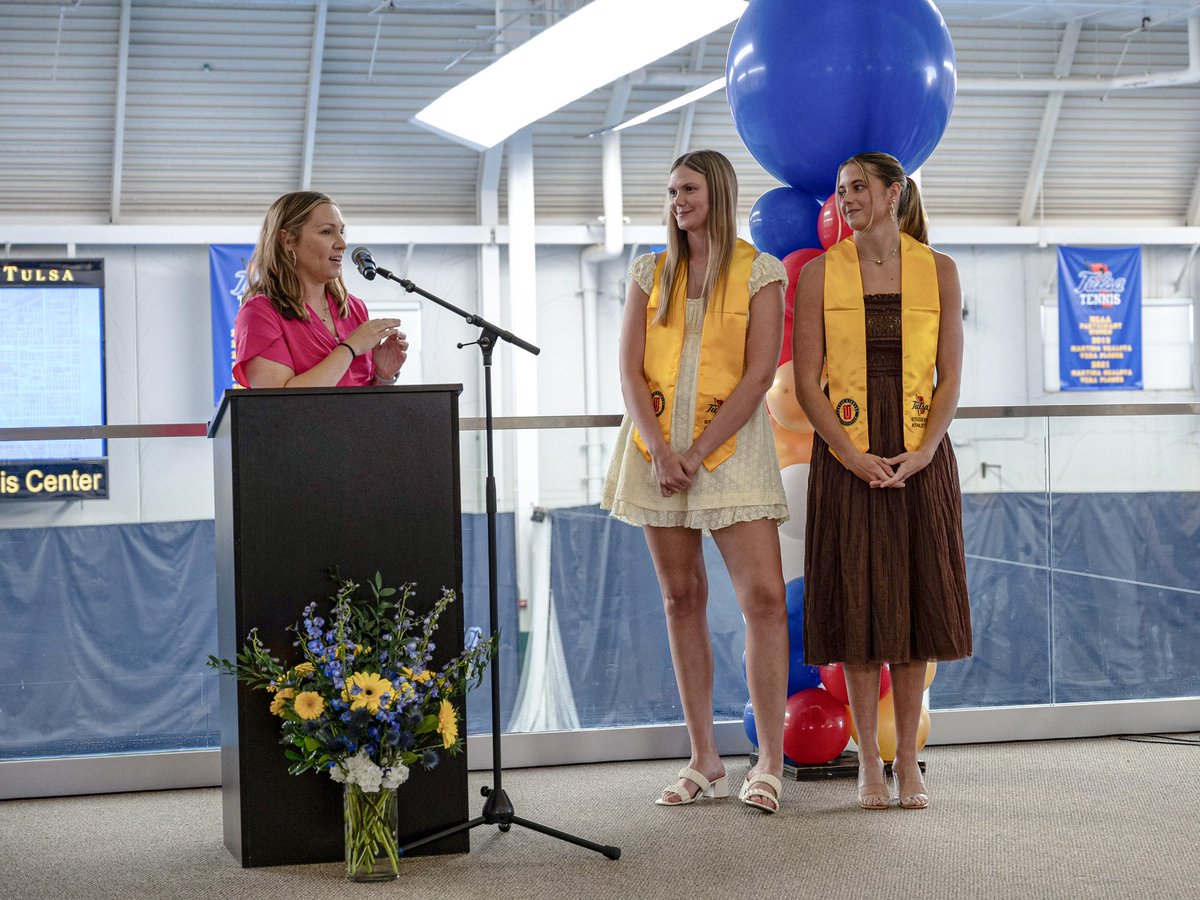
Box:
[367,262,620,861]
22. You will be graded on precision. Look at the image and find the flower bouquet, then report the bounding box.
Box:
[208,571,495,881]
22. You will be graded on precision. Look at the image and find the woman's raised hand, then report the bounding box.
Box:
[343,317,403,356]
[371,328,409,377]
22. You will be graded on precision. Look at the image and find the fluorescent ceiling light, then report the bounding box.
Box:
[592,76,725,136]
[412,0,747,151]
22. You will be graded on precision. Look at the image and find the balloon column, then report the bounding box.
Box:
[732,0,955,764]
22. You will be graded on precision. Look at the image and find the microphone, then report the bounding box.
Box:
[351,246,377,280]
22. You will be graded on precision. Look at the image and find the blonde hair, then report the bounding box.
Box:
[243,191,349,320]
[654,149,739,325]
[837,152,929,245]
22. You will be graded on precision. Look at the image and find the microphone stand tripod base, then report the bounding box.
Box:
[368,267,619,863]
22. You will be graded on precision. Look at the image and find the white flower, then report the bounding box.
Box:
[355,766,384,793]
[341,749,385,792]
[328,764,347,784]
[381,764,409,790]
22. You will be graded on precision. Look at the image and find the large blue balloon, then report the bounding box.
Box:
[749,187,823,259]
[726,0,956,196]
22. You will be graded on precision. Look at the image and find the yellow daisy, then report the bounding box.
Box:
[402,666,434,685]
[292,661,315,677]
[342,672,394,714]
[436,699,458,749]
[293,691,325,720]
[269,688,295,717]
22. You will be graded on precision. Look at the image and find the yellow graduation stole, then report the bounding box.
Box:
[632,239,757,471]
[823,232,940,456]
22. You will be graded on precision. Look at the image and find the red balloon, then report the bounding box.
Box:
[818,663,849,704]
[818,193,850,249]
[782,687,851,765]
[779,247,823,369]
[781,247,823,300]
[818,662,892,705]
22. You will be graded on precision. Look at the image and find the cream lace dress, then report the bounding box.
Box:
[601,251,789,531]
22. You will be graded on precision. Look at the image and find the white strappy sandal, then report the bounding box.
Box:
[738,772,782,814]
[654,766,730,806]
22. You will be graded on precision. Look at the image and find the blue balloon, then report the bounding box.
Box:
[788,653,823,697]
[785,576,805,638]
[748,187,823,259]
[782,576,821,694]
[726,0,956,195]
[743,698,758,747]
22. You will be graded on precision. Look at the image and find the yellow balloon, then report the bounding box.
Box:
[847,701,931,762]
[766,363,814,433]
[924,661,937,689]
[875,698,898,761]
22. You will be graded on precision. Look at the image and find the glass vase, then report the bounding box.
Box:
[343,783,400,882]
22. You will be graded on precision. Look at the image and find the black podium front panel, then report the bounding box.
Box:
[212,385,468,867]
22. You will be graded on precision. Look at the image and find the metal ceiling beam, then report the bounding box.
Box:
[673,37,708,159]
[299,1,328,190]
[960,16,1200,91]
[109,0,132,223]
[1019,20,1082,225]
[1187,167,1200,226]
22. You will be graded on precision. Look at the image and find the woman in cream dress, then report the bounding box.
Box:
[602,150,789,814]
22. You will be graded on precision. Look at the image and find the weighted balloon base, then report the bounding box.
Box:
[749,750,925,781]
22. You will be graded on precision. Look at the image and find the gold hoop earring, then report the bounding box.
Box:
[889,203,897,222]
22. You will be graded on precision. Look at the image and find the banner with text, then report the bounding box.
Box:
[1057,245,1142,391]
[209,244,255,406]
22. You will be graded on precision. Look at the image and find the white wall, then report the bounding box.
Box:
[1,241,1197,529]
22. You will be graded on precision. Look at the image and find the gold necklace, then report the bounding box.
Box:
[859,245,899,266]
[311,303,335,333]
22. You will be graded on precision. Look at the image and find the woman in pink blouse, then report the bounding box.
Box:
[233,192,408,388]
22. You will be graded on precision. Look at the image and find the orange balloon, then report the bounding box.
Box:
[924,661,937,689]
[766,363,813,433]
[770,414,813,467]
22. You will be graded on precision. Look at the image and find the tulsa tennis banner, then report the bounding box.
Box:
[1057,245,1142,391]
[209,244,254,405]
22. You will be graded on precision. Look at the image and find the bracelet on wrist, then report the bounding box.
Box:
[337,341,356,360]
[373,369,399,385]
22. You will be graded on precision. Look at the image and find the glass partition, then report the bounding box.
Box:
[2,407,1198,768]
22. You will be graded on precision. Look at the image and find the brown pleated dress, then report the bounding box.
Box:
[803,293,973,666]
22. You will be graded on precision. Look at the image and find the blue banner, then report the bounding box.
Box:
[1057,245,1142,391]
[209,244,254,405]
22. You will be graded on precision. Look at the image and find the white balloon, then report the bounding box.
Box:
[778,463,809,540]
[779,529,805,583]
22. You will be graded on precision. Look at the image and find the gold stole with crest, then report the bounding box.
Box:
[632,239,757,471]
[823,232,940,459]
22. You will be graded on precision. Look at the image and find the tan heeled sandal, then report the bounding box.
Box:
[654,766,730,806]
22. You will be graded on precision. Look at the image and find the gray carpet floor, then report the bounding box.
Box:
[1,736,1197,900]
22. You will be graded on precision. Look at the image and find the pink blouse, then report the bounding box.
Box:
[233,292,376,387]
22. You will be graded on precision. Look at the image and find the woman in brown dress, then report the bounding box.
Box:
[792,152,971,810]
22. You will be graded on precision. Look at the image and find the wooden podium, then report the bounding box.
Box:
[210,385,469,867]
